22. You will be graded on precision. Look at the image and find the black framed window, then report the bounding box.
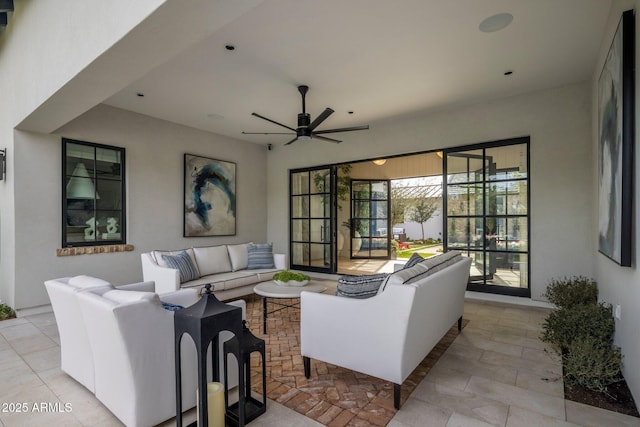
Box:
[63,138,126,247]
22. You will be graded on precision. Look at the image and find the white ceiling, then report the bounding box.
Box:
[104,0,611,147]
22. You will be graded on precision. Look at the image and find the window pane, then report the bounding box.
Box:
[371,200,387,218]
[311,169,330,193]
[486,253,528,288]
[353,201,369,218]
[310,219,330,243]
[447,184,482,216]
[96,211,122,241]
[96,179,122,210]
[371,220,388,237]
[370,238,389,257]
[309,244,329,267]
[486,144,527,180]
[292,242,309,265]
[292,196,309,218]
[352,182,369,199]
[446,150,483,183]
[291,219,309,241]
[447,218,470,249]
[310,195,329,217]
[508,217,528,251]
[486,181,527,215]
[371,181,388,199]
[291,172,309,195]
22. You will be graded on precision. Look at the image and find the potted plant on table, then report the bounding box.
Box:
[273,271,311,287]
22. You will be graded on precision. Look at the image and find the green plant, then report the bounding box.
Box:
[540,303,615,352]
[563,336,622,395]
[272,270,310,282]
[543,276,598,309]
[0,303,16,320]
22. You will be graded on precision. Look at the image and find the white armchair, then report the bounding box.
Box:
[77,287,246,427]
[44,275,156,392]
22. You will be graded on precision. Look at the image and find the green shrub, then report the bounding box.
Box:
[0,303,16,320]
[540,303,614,351]
[272,270,310,282]
[543,276,598,309]
[563,336,622,395]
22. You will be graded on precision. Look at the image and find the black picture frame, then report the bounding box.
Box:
[598,9,634,267]
[184,153,237,237]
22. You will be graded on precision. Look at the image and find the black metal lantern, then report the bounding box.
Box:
[174,284,243,427]
[223,320,267,426]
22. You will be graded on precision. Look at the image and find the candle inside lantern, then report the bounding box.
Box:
[208,382,225,427]
[196,382,224,427]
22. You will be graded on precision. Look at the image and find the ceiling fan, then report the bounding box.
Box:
[242,85,369,145]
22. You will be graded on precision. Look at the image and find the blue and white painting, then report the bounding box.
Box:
[184,154,236,236]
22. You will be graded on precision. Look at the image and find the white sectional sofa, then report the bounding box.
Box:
[301,252,471,409]
[141,242,286,299]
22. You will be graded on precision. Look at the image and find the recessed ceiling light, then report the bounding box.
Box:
[479,13,513,33]
[348,111,354,114]
[136,92,145,97]
[504,70,513,76]
[225,44,235,51]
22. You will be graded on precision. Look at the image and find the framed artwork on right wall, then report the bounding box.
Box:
[598,9,634,267]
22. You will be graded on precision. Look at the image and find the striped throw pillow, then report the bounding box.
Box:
[162,251,200,283]
[403,252,424,269]
[247,243,275,269]
[337,273,389,299]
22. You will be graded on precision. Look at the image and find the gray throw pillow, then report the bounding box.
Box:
[247,243,275,269]
[162,251,200,283]
[403,252,424,269]
[337,273,389,299]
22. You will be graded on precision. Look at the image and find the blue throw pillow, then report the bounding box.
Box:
[162,251,200,283]
[161,301,184,311]
[247,243,275,269]
[336,273,389,299]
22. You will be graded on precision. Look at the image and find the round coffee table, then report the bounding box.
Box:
[254,280,327,334]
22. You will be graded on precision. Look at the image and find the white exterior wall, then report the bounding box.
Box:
[592,0,640,405]
[12,105,267,310]
[268,82,594,302]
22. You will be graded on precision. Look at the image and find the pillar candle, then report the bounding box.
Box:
[207,382,225,427]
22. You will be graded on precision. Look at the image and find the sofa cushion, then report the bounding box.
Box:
[193,246,232,276]
[406,251,462,284]
[227,243,251,271]
[247,243,275,269]
[68,275,112,289]
[152,248,197,269]
[403,252,424,269]
[337,273,389,299]
[102,290,157,304]
[162,251,201,283]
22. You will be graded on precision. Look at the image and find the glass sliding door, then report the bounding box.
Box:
[290,167,336,273]
[350,179,391,258]
[444,138,530,297]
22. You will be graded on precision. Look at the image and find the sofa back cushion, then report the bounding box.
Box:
[152,248,197,269]
[102,289,158,304]
[68,275,112,289]
[193,245,232,276]
[162,251,201,283]
[227,243,251,271]
[247,243,275,269]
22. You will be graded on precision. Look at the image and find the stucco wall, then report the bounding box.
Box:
[267,82,594,302]
[12,105,268,310]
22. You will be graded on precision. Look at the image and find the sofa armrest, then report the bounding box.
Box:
[117,281,155,293]
[141,253,180,295]
[158,288,200,308]
[274,253,286,270]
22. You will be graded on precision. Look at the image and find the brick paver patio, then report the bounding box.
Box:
[242,293,467,426]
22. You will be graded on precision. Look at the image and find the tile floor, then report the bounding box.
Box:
[0,300,638,426]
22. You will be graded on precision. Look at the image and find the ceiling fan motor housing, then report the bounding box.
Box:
[297,113,311,137]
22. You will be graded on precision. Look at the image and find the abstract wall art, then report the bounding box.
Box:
[184,154,236,237]
[598,9,634,267]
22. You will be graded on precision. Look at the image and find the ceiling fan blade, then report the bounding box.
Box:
[308,108,334,131]
[242,131,294,135]
[284,137,299,145]
[251,112,297,132]
[312,134,342,144]
[313,124,370,135]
